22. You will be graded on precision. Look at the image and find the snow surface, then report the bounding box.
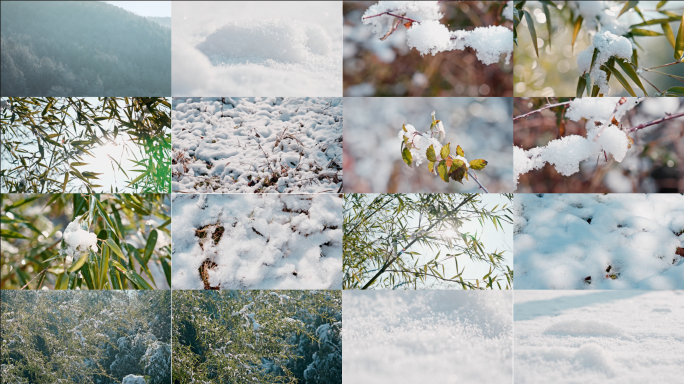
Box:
[172,2,342,96]
[343,290,512,383]
[171,193,342,289]
[362,1,512,64]
[514,98,639,188]
[515,290,684,383]
[514,194,684,289]
[61,220,98,260]
[577,31,633,95]
[172,97,342,193]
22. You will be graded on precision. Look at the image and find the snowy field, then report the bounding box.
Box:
[515,290,684,383]
[172,97,342,193]
[172,2,342,96]
[171,194,342,290]
[343,291,512,383]
[514,194,684,289]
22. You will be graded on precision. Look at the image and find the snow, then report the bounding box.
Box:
[502,1,513,21]
[171,193,342,289]
[515,98,640,188]
[568,1,630,35]
[172,2,342,96]
[122,375,146,384]
[515,290,684,383]
[171,97,342,193]
[343,290,512,383]
[576,31,633,95]
[61,220,98,258]
[362,1,512,64]
[514,194,684,289]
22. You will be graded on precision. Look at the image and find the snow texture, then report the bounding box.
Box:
[515,98,639,188]
[172,97,342,193]
[171,194,342,289]
[577,31,633,95]
[502,1,513,20]
[568,1,630,35]
[61,220,97,259]
[362,1,512,64]
[343,290,512,383]
[172,2,342,96]
[514,194,684,289]
[515,290,684,383]
[122,375,146,384]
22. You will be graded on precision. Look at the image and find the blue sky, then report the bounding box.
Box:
[104,1,171,17]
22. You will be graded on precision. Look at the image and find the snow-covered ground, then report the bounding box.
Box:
[171,193,342,290]
[515,290,684,383]
[514,194,684,289]
[172,97,342,193]
[172,1,342,96]
[343,291,512,383]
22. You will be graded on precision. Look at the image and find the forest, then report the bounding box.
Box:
[1,290,171,384]
[0,1,171,96]
[173,290,341,384]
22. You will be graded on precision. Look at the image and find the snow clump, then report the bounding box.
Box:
[577,31,633,95]
[514,98,639,188]
[568,1,630,35]
[60,220,98,264]
[122,375,146,384]
[363,1,513,64]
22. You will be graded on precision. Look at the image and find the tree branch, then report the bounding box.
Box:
[513,101,573,121]
[467,170,488,193]
[362,11,419,24]
[627,112,684,133]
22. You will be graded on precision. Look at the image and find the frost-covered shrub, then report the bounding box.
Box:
[141,341,171,384]
[362,1,513,64]
[110,332,158,380]
[302,322,342,384]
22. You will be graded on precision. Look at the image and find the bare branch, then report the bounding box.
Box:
[513,101,573,121]
[627,112,684,133]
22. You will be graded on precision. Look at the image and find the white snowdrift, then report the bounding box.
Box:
[172,97,342,193]
[343,290,512,383]
[515,290,684,383]
[514,194,684,289]
[171,194,342,290]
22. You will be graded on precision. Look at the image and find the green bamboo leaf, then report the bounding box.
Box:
[619,1,638,17]
[62,172,69,192]
[663,22,676,49]
[143,229,158,265]
[584,72,592,96]
[616,58,648,96]
[631,17,679,27]
[572,16,583,52]
[67,253,88,273]
[676,12,684,61]
[576,75,586,97]
[657,1,668,9]
[663,86,684,96]
[55,271,68,290]
[440,143,450,160]
[109,267,122,289]
[105,239,124,259]
[542,3,552,45]
[1,229,29,239]
[426,145,437,162]
[95,199,118,237]
[604,64,637,96]
[630,29,663,36]
[402,147,413,167]
[589,47,599,71]
[99,244,110,289]
[523,10,539,57]
[632,49,639,67]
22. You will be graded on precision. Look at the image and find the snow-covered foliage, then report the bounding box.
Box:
[515,290,684,383]
[514,194,684,289]
[0,291,170,384]
[515,97,640,188]
[172,2,342,96]
[344,290,512,383]
[122,375,146,384]
[577,31,633,95]
[171,194,342,289]
[172,97,342,193]
[173,290,341,384]
[567,1,630,36]
[362,1,512,64]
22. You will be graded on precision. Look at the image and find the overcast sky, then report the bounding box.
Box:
[104,1,171,17]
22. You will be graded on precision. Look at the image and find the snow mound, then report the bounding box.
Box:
[171,194,342,289]
[514,194,684,289]
[61,220,98,258]
[197,19,332,65]
[122,375,146,384]
[543,320,624,338]
[577,32,632,95]
[450,25,513,65]
[344,291,512,383]
[172,97,342,193]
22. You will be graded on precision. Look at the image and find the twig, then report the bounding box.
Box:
[513,101,573,121]
[467,170,488,193]
[638,73,662,93]
[642,69,684,82]
[627,112,684,133]
[362,11,419,23]
[642,61,682,70]
[20,258,57,290]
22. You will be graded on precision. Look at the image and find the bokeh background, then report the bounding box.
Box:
[514,97,684,192]
[344,1,513,97]
[514,1,684,97]
[344,97,514,193]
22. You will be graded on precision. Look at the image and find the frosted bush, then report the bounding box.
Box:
[515,98,640,188]
[577,31,633,95]
[363,1,513,64]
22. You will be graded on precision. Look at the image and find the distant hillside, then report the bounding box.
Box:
[1,1,171,96]
[147,16,171,29]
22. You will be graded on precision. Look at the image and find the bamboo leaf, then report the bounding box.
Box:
[604,64,637,96]
[523,10,539,57]
[67,253,88,273]
[584,72,592,96]
[576,75,586,97]
[663,22,676,49]
[663,86,684,96]
[572,16,583,52]
[143,229,158,265]
[630,29,663,36]
[657,1,668,9]
[676,12,684,61]
[619,1,638,17]
[106,239,124,259]
[616,58,648,96]
[542,3,552,45]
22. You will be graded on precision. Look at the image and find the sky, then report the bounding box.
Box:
[104,1,171,17]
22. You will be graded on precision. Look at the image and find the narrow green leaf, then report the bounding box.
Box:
[95,199,118,237]
[68,253,88,273]
[523,10,539,57]
[542,3,552,45]
[604,64,637,96]
[663,22,676,49]
[576,75,586,97]
[616,58,648,96]
[589,47,599,71]
[630,29,663,36]
[105,239,124,259]
[572,16,583,52]
[584,72,592,96]
[143,229,158,265]
[664,86,684,96]
[632,49,638,67]
[619,1,638,17]
[1,229,29,239]
[657,1,668,9]
[676,12,684,61]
